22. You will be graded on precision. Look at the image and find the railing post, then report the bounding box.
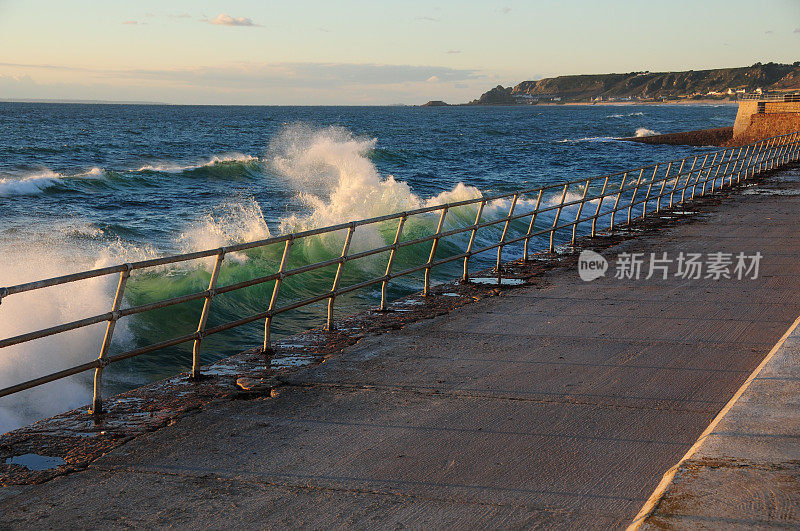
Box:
[522,190,543,261]
[759,139,772,175]
[497,193,519,272]
[734,146,749,183]
[690,154,710,200]
[610,172,628,231]
[691,153,712,200]
[591,176,609,237]
[769,137,780,170]
[782,134,792,164]
[747,141,762,179]
[707,149,723,194]
[463,200,486,281]
[667,159,686,208]
[641,166,658,218]
[791,133,800,162]
[549,184,569,253]
[191,250,225,380]
[775,137,789,168]
[380,215,406,311]
[670,157,693,208]
[91,266,131,415]
[681,155,704,204]
[716,149,733,191]
[424,207,448,295]
[627,169,644,225]
[655,163,672,213]
[264,238,293,351]
[327,225,355,331]
[570,179,591,246]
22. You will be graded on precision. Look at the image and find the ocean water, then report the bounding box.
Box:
[0,102,736,432]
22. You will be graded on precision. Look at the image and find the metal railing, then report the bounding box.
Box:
[1,131,799,414]
[740,93,800,102]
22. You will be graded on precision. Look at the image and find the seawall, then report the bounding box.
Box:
[624,96,800,147]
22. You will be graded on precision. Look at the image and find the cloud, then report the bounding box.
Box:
[446,50,462,54]
[794,27,800,33]
[497,6,511,14]
[122,20,140,25]
[765,30,773,34]
[414,16,439,22]
[169,13,192,19]
[207,13,260,27]
[0,61,489,105]
[0,61,482,90]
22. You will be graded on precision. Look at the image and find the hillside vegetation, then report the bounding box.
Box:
[470,62,800,104]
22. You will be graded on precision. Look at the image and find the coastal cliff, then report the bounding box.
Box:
[471,62,800,104]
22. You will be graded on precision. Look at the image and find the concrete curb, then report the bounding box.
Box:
[626,313,800,530]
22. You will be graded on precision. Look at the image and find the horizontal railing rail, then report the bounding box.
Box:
[1,130,799,415]
[740,93,800,102]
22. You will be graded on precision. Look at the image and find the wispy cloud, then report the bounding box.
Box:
[794,27,800,33]
[169,13,192,19]
[0,61,481,89]
[414,16,439,22]
[122,20,140,25]
[0,61,487,104]
[446,50,462,54]
[496,6,511,14]
[207,13,260,27]
[764,30,774,34]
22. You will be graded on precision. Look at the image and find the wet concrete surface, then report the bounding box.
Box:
[1,165,800,528]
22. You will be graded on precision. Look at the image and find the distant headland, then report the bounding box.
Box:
[424,62,800,106]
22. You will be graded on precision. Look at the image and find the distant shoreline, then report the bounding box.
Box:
[422,99,739,107]
[0,99,739,108]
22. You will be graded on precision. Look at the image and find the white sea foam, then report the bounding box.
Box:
[0,238,158,433]
[0,169,64,196]
[635,128,659,137]
[0,167,110,197]
[269,124,487,254]
[557,136,617,143]
[606,111,644,119]
[178,198,271,263]
[136,153,258,173]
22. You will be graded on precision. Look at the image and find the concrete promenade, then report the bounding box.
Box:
[2,167,800,528]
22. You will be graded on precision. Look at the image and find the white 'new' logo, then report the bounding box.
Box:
[578,250,608,281]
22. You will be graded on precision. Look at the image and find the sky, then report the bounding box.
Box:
[0,0,799,105]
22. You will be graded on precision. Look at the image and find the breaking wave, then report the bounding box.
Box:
[557,136,618,143]
[135,153,259,173]
[0,124,561,433]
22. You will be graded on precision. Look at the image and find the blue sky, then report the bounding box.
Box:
[1,0,798,104]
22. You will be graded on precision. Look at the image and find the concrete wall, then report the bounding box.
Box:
[732,113,800,145]
[733,101,759,137]
[733,100,800,142]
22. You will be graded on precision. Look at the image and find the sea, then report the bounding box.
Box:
[0,102,737,432]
